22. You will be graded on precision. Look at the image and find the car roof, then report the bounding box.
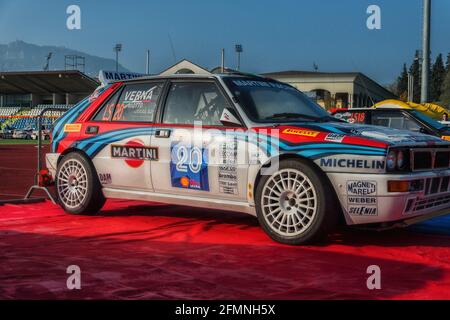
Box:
[121,73,268,84]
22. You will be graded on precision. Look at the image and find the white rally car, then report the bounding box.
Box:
[46,74,450,244]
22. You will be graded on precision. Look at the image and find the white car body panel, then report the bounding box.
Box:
[46,74,450,229]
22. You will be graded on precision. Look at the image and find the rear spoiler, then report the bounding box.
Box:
[98,70,145,87]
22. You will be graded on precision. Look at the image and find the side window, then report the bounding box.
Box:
[163,82,230,126]
[94,82,163,122]
[405,118,422,131]
[372,113,397,128]
[112,82,164,122]
[93,88,122,121]
[372,112,421,131]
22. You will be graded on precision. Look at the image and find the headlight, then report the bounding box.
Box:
[397,150,405,169]
[387,150,397,171]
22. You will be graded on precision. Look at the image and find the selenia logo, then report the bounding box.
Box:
[111,140,158,168]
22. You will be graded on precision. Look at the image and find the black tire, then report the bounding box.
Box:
[56,152,105,215]
[255,159,339,245]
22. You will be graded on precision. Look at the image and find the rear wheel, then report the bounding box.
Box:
[255,159,338,245]
[56,152,105,215]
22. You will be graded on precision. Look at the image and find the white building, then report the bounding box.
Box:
[156,60,396,110]
[262,71,396,110]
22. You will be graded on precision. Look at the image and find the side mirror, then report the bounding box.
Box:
[220,108,242,127]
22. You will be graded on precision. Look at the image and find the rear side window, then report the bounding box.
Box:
[93,82,164,122]
[93,88,122,121]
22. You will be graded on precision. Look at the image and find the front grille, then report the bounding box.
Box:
[411,148,450,171]
[413,194,450,212]
[414,152,432,170]
[436,151,450,168]
[424,176,450,195]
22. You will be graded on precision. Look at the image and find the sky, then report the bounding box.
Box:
[0,0,449,84]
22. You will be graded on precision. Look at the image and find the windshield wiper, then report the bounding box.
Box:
[265,113,336,122]
[265,113,321,121]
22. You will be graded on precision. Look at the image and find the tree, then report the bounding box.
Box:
[446,53,450,72]
[440,53,450,107]
[409,50,422,103]
[430,54,446,102]
[440,70,450,108]
[396,64,408,99]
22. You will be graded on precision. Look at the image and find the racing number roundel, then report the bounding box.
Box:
[125,140,145,168]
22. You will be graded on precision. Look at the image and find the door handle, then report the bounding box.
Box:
[85,126,99,135]
[154,129,171,138]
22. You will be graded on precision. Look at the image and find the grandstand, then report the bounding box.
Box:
[0,70,98,138]
[0,70,99,107]
[2,105,71,130]
[0,107,20,125]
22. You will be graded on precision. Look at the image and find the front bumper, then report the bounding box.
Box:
[45,153,60,179]
[327,170,450,225]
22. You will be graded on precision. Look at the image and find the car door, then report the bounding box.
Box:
[150,80,249,200]
[84,81,165,191]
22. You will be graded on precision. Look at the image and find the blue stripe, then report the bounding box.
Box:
[76,127,152,150]
[69,126,386,162]
[297,149,386,158]
[278,141,386,152]
[53,97,89,135]
[52,98,91,151]
[52,86,110,152]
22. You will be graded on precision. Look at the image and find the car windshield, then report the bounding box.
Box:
[410,110,447,130]
[223,77,333,123]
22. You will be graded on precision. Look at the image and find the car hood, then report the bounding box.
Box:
[325,122,447,146]
[261,121,450,147]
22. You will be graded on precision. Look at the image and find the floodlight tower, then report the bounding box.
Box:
[235,44,243,71]
[114,43,122,72]
[146,49,150,74]
[421,0,431,103]
[43,52,53,71]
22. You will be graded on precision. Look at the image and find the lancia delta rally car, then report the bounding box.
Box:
[45,74,450,244]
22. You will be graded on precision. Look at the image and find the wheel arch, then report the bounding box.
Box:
[252,153,343,219]
[57,148,94,168]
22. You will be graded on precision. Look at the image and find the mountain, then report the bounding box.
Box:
[0,40,130,77]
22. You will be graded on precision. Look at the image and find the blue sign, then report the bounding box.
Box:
[170,143,209,191]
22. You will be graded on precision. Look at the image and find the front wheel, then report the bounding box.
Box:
[56,152,105,215]
[255,159,338,245]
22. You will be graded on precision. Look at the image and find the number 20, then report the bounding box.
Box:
[176,146,203,173]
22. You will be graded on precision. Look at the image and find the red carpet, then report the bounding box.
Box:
[1,199,450,300]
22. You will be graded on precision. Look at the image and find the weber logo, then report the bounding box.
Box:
[347,180,378,216]
[111,145,158,161]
